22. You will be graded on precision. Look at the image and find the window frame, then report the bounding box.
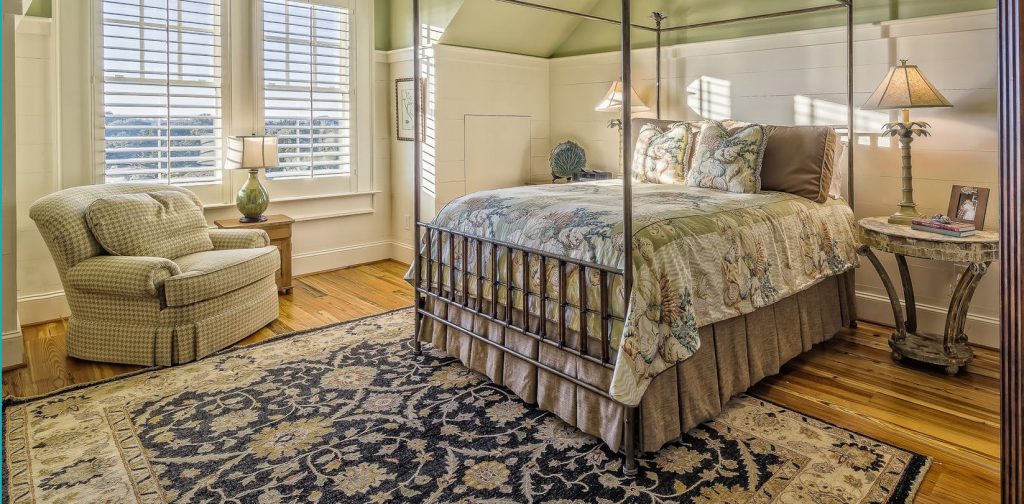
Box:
[252,0,355,198]
[83,0,375,205]
[93,0,229,203]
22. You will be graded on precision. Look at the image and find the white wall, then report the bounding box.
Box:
[388,44,551,260]
[12,17,63,329]
[548,10,1000,347]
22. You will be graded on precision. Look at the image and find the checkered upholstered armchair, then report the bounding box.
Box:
[29,184,280,366]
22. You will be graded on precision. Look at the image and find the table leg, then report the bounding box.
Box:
[944,261,990,358]
[895,254,917,333]
[857,245,906,342]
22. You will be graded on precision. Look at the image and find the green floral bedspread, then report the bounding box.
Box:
[411,180,858,406]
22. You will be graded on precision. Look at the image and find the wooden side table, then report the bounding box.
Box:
[857,217,999,375]
[215,214,294,294]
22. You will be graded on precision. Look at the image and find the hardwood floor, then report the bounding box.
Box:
[2,260,999,502]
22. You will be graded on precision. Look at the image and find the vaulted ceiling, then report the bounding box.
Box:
[385,0,996,57]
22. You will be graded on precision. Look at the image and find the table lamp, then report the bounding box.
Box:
[226,135,279,223]
[862,59,953,225]
[595,80,650,173]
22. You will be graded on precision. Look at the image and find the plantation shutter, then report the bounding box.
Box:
[100,0,223,184]
[262,0,351,179]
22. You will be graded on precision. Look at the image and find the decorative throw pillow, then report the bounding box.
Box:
[86,191,214,259]
[759,125,840,203]
[630,122,693,184]
[685,120,768,193]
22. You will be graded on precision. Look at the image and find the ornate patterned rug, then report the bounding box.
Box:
[4,308,929,503]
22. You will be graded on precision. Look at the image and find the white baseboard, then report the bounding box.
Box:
[856,290,999,349]
[390,240,414,264]
[292,240,394,276]
[3,328,24,368]
[17,290,70,326]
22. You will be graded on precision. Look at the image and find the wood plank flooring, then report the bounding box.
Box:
[2,260,999,502]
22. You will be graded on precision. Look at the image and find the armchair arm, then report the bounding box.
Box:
[208,229,270,250]
[67,256,181,298]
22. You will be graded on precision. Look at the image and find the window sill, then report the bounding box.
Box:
[203,190,382,210]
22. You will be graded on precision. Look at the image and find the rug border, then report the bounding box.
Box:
[748,394,933,503]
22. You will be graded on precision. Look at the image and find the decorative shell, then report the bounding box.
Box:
[549,141,587,180]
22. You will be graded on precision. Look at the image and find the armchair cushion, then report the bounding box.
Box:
[164,246,280,307]
[208,228,271,250]
[85,191,213,259]
[67,256,182,298]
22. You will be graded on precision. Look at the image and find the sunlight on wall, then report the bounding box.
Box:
[421,24,444,197]
[686,76,732,120]
[793,95,892,147]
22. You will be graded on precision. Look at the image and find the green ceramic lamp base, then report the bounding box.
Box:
[236,169,270,223]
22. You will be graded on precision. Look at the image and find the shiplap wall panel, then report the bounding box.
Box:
[548,10,1000,346]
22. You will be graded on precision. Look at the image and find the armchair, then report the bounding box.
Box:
[29,183,281,366]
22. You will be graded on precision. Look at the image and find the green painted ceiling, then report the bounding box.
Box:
[381,0,996,56]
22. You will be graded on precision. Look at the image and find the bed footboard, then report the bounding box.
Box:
[412,222,641,473]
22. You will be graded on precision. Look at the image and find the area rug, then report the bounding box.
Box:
[4,308,929,503]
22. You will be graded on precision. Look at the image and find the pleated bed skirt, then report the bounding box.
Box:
[418,271,857,453]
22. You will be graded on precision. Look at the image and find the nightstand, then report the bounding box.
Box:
[857,217,999,375]
[215,214,294,294]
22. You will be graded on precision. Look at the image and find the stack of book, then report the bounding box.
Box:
[911,219,976,237]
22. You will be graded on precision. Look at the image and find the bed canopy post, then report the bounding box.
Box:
[652,12,666,119]
[413,0,423,355]
[620,0,639,478]
[846,0,855,210]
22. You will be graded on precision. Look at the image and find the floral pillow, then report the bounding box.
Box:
[630,122,693,184]
[685,120,768,193]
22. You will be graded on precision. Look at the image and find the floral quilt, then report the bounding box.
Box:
[409,180,859,406]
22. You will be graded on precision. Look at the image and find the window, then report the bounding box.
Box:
[99,0,223,185]
[261,0,351,179]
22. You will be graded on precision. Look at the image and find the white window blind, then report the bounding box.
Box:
[100,0,223,184]
[262,0,350,179]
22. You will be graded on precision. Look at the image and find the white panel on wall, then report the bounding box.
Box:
[464,115,531,196]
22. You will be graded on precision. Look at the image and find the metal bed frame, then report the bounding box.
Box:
[410,0,856,476]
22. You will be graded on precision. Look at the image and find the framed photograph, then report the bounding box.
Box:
[947,185,990,230]
[395,78,426,142]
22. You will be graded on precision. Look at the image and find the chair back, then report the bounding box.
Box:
[29,183,202,281]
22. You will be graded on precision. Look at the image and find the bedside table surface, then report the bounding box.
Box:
[214,214,295,229]
[858,216,999,263]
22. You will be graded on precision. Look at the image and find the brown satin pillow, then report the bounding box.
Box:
[760,125,839,203]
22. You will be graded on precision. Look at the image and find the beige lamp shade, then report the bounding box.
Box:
[594,81,651,113]
[226,135,280,170]
[862,60,953,110]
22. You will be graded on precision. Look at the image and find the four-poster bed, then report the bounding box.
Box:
[409,0,857,475]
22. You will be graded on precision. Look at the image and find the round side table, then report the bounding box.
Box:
[857,217,999,375]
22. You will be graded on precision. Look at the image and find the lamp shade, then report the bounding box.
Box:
[226,135,279,170]
[861,60,953,110]
[594,81,650,113]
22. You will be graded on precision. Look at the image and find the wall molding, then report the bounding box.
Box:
[856,290,999,349]
[17,290,70,326]
[2,328,24,369]
[293,240,396,276]
[390,240,414,265]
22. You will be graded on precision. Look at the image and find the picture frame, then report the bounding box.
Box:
[395,78,426,142]
[947,185,990,230]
